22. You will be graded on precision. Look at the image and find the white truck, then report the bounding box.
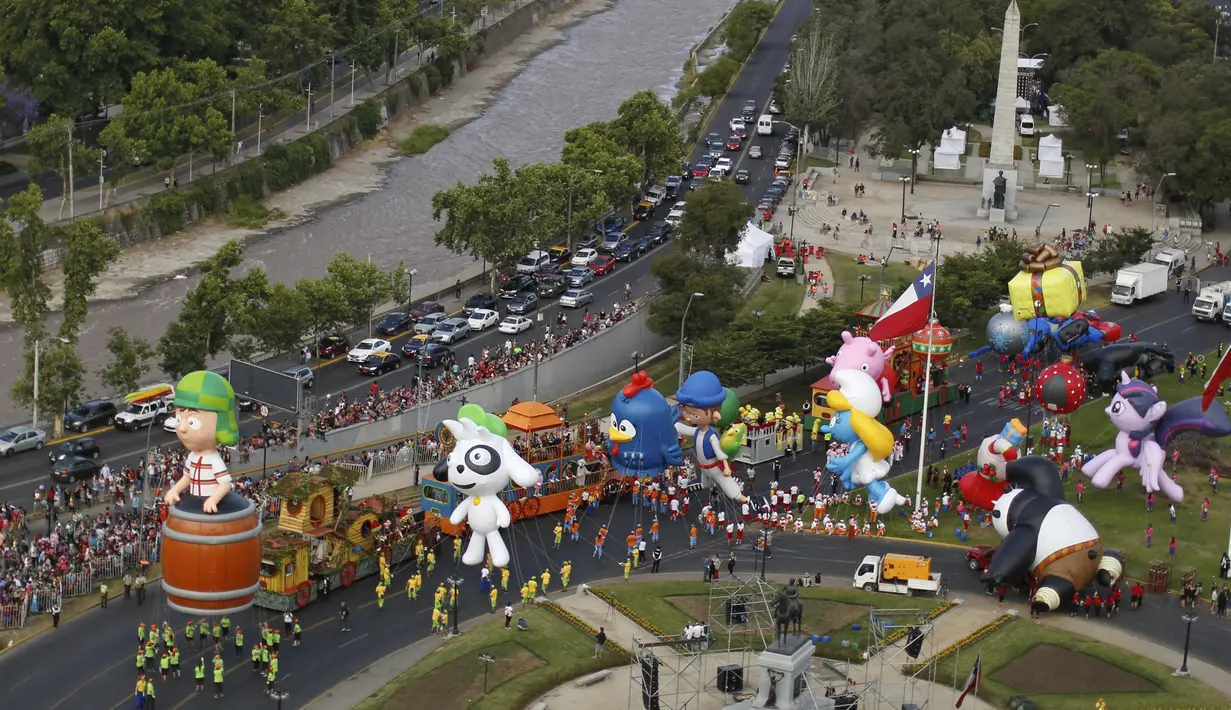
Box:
[1192,281,1231,321]
[853,554,942,596]
[1153,247,1187,275]
[1111,263,1168,305]
[114,383,176,431]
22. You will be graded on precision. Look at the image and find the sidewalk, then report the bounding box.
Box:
[27,3,520,225]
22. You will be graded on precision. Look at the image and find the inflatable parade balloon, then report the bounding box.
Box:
[820,370,908,514]
[959,418,1027,512]
[970,303,1121,360]
[608,371,684,478]
[983,456,1124,614]
[826,331,896,403]
[1035,354,1086,415]
[161,371,262,616]
[1082,373,1231,503]
[1080,342,1176,395]
[675,371,748,503]
[433,408,541,567]
[1008,244,1086,322]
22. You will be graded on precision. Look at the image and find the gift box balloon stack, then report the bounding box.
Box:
[1008,244,1087,322]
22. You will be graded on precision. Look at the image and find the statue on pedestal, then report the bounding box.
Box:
[773,584,804,643]
[993,171,1007,210]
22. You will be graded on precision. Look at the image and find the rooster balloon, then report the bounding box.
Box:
[608,371,684,478]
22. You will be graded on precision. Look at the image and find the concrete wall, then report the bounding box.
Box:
[231,306,671,475]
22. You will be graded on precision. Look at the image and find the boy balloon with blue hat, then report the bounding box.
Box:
[675,371,748,503]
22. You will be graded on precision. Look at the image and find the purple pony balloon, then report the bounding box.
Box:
[1083,373,1231,501]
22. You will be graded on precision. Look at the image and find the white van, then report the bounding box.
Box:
[757,115,774,136]
[1018,114,1035,137]
[516,250,551,274]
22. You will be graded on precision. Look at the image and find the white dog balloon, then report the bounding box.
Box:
[434,417,541,567]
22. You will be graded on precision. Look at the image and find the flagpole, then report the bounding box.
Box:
[913,233,944,511]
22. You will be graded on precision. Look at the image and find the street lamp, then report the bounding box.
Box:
[1037,202,1060,239]
[898,175,911,224]
[447,573,464,636]
[906,148,920,194]
[679,292,704,386]
[405,267,417,308]
[858,273,871,301]
[479,652,496,694]
[631,350,643,372]
[1152,172,1177,234]
[31,337,71,427]
[98,149,107,211]
[1173,613,1199,677]
[1085,192,1097,233]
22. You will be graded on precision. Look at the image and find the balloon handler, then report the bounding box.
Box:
[163,371,241,514]
[675,371,748,503]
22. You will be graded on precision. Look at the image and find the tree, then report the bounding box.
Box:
[297,276,353,348]
[931,239,1022,328]
[562,122,642,208]
[648,253,744,339]
[722,0,776,61]
[25,115,101,219]
[695,57,740,99]
[254,0,336,80]
[0,185,53,411]
[611,91,684,192]
[797,299,856,370]
[675,180,752,263]
[100,327,155,394]
[692,330,768,387]
[244,282,312,355]
[324,251,394,329]
[746,313,808,383]
[59,220,119,337]
[783,24,841,151]
[1082,227,1157,276]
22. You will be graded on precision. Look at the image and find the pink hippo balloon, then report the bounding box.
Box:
[826,331,896,403]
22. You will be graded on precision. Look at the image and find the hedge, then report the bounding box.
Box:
[977,141,1023,161]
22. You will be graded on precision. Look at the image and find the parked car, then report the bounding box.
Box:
[463,292,498,315]
[358,352,402,376]
[467,308,500,331]
[560,289,594,308]
[594,215,628,236]
[600,232,629,252]
[537,276,568,297]
[48,437,100,464]
[967,545,997,571]
[507,291,540,314]
[590,255,617,275]
[0,426,47,457]
[414,312,450,334]
[572,248,600,267]
[646,221,671,244]
[498,315,534,334]
[281,365,314,389]
[375,312,413,336]
[400,333,432,358]
[500,274,536,299]
[51,457,102,485]
[547,246,572,263]
[316,334,351,358]
[347,338,392,362]
[664,175,683,197]
[63,400,117,433]
[692,162,711,178]
[633,201,655,220]
[410,301,446,321]
[665,202,686,227]
[417,343,454,369]
[516,249,552,274]
[533,262,568,281]
[431,318,471,344]
[566,267,596,287]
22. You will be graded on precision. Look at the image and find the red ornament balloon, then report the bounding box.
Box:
[1036,355,1086,414]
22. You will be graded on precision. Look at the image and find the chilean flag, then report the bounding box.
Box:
[1202,347,1231,411]
[868,260,935,342]
[955,653,981,708]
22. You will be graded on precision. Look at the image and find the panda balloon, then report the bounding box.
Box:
[984,456,1124,614]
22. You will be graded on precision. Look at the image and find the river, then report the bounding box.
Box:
[0,0,732,424]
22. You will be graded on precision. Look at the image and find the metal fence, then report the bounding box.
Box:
[0,598,28,630]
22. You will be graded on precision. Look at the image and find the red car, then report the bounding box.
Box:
[591,255,617,275]
[692,163,711,178]
[967,545,996,571]
[317,335,350,358]
[725,137,742,151]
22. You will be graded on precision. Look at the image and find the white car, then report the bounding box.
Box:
[467,308,499,331]
[749,145,763,159]
[560,288,594,309]
[431,318,471,344]
[644,185,667,206]
[712,157,733,176]
[729,117,745,133]
[774,155,792,169]
[347,338,392,362]
[664,202,686,227]
[768,100,781,114]
[498,315,533,334]
[571,248,600,267]
[163,414,179,433]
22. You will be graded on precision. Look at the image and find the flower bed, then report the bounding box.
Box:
[902,612,1013,674]
[540,599,630,658]
[863,600,957,661]
[587,586,674,639]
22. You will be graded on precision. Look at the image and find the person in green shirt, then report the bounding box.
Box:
[137,623,146,644]
[269,653,279,675]
[144,640,155,672]
[99,582,109,608]
[220,615,231,639]
[136,648,146,676]
[234,628,244,658]
[293,620,302,647]
[266,667,277,696]
[260,643,271,672]
[144,677,157,710]
[159,652,170,681]
[211,621,222,650]
[169,647,180,678]
[194,659,205,692]
[213,662,224,698]
[251,643,262,673]
[184,621,195,650]
[272,628,281,652]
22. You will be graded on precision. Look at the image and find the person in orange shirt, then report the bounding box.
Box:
[570,518,580,542]
[650,519,660,543]
[689,525,698,550]
[626,532,637,555]
[635,526,643,543]
[594,531,606,558]
[658,490,669,515]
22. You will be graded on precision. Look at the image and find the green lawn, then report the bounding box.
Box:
[929,617,1229,710]
[596,580,944,663]
[885,349,1231,589]
[352,606,627,710]
[743,277,806,318]
[825,256,921,305]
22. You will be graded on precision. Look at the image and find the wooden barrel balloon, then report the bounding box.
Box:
[161,493,262,615]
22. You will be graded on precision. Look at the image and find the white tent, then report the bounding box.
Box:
[933,127,966,171]
[729,221,776,269]
[1037,134,1065,179]
[1014,97,1031,113]
[1047,105,1066,127]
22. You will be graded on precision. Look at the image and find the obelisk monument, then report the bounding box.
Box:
[980,0,1021,223]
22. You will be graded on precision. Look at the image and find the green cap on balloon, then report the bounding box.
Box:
[716,388,741,429]
[458,403,508,436]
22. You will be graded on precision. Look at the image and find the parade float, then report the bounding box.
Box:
[811,292,958,426]
[255,464,425,611]
[421,401,617,536]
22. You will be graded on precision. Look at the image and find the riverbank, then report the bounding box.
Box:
[0,0,613,324]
